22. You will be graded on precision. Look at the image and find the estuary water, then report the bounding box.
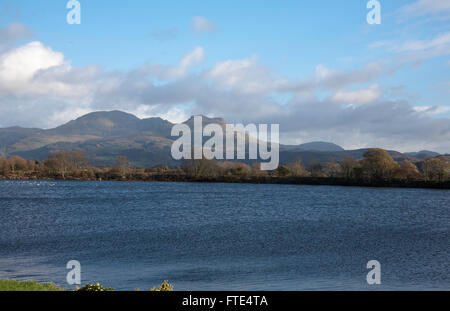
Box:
[0,180,449,290]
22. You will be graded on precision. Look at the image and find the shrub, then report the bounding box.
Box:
[150,280,174,291]
[76,282,114,291]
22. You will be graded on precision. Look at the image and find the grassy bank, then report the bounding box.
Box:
[0,280,65,291]
[0,280,173,291]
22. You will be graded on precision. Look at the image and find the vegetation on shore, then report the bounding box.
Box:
[1,149,449,189]
[0,280,174,292]
[0,280,64,291]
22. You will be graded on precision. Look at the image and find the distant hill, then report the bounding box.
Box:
[281,141,345,152]
[48,110,174,138]
[0,127,44,157]
[298,141,345,152]
[1,111,175,167]
[279,148,413,166]
[0,110,438,167]
[404,150,440,161]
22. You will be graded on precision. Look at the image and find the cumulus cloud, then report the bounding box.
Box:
[0,23,449,152]
[0,41,92,98]
[280,62,395,94]
[0,41,64,83]
[313,63,389,90]
[261,99,450,153]
[205,56,287,94]
[0,22,32,48]
[330,85,382,105]
[191,16,216,33]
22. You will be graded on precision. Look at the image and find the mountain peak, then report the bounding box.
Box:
[75,110,140,122]
[184,115,227,126]
[50,110,141,136]
[404,150,440,161]
[298,142,345,152]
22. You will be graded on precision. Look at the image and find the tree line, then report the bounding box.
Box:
[1,148,449,188]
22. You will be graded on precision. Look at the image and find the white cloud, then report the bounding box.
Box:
[0,41,91,97]
[205,56,285,94]
[282,62,393,93]
[413,106,450,114]
[0,23,449,152]
[191,16,216,33]
[331,85,382,105]
[140,46,205,79]
[317,62,388,89]
[394,32,450,52]
[0,22,32,49]
[0,41,63,82]
[399,0,450,19]
[179,46,205,70]
[368,32,450,64]
[132,105,190,124]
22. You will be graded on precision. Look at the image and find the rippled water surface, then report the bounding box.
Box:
[0,180,449,290]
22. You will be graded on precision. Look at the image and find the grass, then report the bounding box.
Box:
[0,280,65,291]
[0,280,174,291]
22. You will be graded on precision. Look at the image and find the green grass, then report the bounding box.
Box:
[0,280,65,291]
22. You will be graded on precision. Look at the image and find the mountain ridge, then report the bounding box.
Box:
[0,110,441,167]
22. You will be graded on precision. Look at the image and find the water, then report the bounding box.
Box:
[0,180,449,290]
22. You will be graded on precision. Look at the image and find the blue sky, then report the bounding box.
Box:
[0,1,425,70]
[0,0,449,152]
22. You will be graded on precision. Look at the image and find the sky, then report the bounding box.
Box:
[0,0,449,152]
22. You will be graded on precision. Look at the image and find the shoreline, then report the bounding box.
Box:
[2,175,449,190]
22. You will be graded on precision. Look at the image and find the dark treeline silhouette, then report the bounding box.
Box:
[1,148,449,189]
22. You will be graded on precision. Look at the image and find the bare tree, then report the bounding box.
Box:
[422,158,449,182]
[308,158,324,177]
[325,160,342,178]
[0,157,9,176]
[287,157,306,176]
[113,156,131,177]
[340,156,359,180]
[45,150,89,179]
[7,156,28,173]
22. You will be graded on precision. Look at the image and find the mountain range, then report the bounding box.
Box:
[0,111,442,167]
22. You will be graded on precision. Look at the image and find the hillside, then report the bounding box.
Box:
[298,142,345,152]
[404,150,441,161]
[0,110,441,167]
